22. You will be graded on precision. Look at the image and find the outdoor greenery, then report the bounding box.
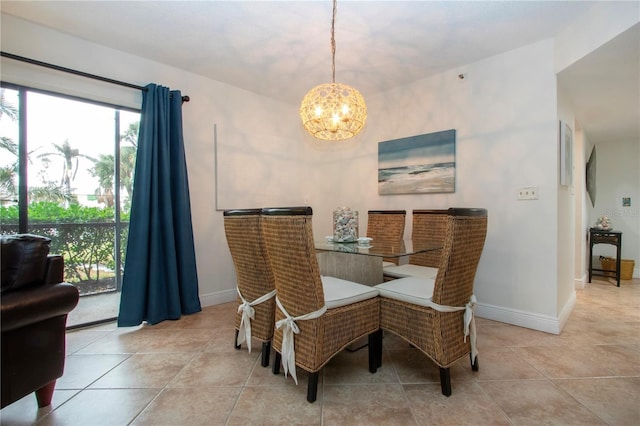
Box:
[1,202,130,286]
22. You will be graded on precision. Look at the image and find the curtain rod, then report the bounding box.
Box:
[1,51,190,103]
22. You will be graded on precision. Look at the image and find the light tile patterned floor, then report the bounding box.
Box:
[2,278,639,425]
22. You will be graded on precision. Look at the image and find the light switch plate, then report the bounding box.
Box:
[517,186,538,200]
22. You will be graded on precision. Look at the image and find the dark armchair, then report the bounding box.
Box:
[1,234,79,409]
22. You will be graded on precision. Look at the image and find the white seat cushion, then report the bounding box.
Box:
[383,263,438,279]
[374,276,435,307]
[382,260,397,268]
[321,276,379,309]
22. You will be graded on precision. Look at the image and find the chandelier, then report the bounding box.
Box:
[299,0,367,141]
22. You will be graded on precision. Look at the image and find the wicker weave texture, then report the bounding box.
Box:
[224,215,276,342]
[409,210,448,267]
[432,215,487,307]
[380,212,487,368]
[262,212,380,373]
[367,211,406,265]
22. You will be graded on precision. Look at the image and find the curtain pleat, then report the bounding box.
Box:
[117,84,201,326]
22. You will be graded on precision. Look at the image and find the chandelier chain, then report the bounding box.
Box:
[331,0,336,83]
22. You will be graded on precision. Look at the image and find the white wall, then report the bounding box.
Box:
[556,100,577,320]
[302,39,565,333]
[2,5,636,333]
[554,2,640,281]
[1,14,306,307]
[573,122,589,287]
[588,139,640,277]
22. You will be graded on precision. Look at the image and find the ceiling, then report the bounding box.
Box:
[558,23,639,145]
[1,1,638,144]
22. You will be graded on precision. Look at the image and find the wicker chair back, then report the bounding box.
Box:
[409,209,449,268]
[260,207,325,317]
[223,208,276,350]
[367,210,406,265]
[432,208,488,307]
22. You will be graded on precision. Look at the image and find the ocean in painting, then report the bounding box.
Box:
[378,162,455,194]
[378,130,456,195]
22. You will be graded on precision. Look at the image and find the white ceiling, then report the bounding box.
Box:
[558,23,639,145]
[2,1,638,144]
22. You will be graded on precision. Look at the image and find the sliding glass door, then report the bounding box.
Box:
[0,85,139,327]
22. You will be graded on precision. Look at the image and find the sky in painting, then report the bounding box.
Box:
[378,129,455,169]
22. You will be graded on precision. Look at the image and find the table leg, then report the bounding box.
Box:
[616,242,622,287]
[588,240,593,283]
[316,251,383,286]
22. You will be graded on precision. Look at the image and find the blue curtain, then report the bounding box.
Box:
[118,84,201,326]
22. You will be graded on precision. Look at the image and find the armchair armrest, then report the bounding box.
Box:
[1,283,79,333]
[45,255,64,285]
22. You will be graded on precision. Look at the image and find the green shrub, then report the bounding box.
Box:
[1,201,129,285]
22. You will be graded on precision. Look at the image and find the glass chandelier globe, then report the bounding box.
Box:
[299,0,367,141]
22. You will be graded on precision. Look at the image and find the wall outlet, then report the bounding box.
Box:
[517,186,538,200]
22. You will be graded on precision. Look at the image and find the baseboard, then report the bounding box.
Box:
[557,291,577,332]
[575,273,586,290]
[476,291,576,335]
[199,288,236,308]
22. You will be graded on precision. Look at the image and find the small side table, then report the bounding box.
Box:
[588,229,623,287]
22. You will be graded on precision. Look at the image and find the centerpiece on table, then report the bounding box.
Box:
[333,206,359,242]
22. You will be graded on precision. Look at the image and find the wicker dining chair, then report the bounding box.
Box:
[223,208,276,368]
[383,209,448,280]
[366,210,406,267]
[261,206,382,403]
[376,208,488,396]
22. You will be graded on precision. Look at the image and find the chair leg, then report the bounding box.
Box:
[272,352,281,375]
[261,340,271,367]
[368,332,377,373]
[307,372,319,403]
[368,329,383,372]
[470,353,479,372]
[376,329,383,368]
[35,380,56,408]
[234,329,241,350]
[439,367,452,397]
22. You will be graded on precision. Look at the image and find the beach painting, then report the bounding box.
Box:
[378,130,456,195]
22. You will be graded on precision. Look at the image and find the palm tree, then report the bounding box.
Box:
[89,122,139,208]
[0,138,19,201]
[0,90,19,203]
[0,92,72,205]
[0,166,17,202]
[39,140,96,201]
[121,121,139,148]
[0,88,18,121]
[120,145,136,200]
[90,153,115,207]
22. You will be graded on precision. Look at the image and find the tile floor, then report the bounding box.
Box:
[2,277,639,425]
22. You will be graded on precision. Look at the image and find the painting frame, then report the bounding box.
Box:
[559,120,573,187]
[378,129,456,195]
[586,145,596,207]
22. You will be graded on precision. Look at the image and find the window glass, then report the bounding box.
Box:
[0,86,140,327]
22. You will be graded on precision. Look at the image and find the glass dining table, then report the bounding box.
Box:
[314,239,441,286]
